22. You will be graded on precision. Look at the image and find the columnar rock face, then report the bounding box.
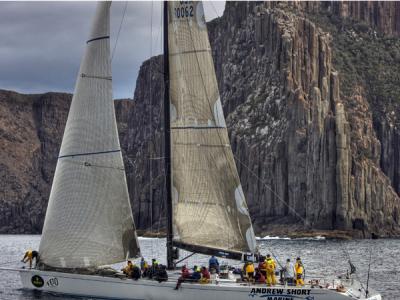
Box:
[0,90,136,233]
[285,1,400,37]
[329,1,400,37]
[0,1,399,237]
[122,57,167,232]
[131,1,400,237]
[0,91,69,233]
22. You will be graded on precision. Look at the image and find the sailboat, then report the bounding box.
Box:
[17,2,382,300]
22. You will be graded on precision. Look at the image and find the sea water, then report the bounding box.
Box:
[0,235,398,300]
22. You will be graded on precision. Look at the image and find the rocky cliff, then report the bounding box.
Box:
[0,90,69,233]
[1,1,399,237]
[0,90,137,233]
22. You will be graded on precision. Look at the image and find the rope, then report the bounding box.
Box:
[111,1,128,62]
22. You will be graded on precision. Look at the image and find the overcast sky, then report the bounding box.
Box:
[0,1,225,99]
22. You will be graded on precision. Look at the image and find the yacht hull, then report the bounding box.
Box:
[19,269,381,300]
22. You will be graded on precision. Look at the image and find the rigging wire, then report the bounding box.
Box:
[149,0,154,258]
[111,1,128,62]
[155,7,166,237]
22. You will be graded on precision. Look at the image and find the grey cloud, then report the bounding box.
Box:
[0,1,225,99]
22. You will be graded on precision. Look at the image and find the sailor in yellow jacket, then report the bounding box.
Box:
[265,254,277,286]
[244,261,255,283]
[295,257,304,286]
[21,249,39,269]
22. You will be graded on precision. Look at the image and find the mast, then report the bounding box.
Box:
[163,0,174,270]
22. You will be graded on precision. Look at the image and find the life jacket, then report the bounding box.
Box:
[295,262,304,275]
[246,263,255,274]
[266,258,276,272]
[123,263,134,275]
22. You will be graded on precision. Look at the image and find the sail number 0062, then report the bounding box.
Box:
[174,5,194,19]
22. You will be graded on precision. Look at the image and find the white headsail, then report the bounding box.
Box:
[39,2,140,269]
[168,1,256,256]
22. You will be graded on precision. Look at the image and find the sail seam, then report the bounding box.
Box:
[81,73,112,81]
[169,49,211,56]
[86,35,110,44]
[171,126,225,129]
[62,159,125,171]
[58,149,121,159]
[174,143,229,148]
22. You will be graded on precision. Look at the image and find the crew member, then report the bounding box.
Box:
[209,255,220,273]
[148,258,159,279]
[255,267,266,284]
[154,264,168,283]
[21,249,39,269]
[283,258,295,285]
[174,265,191,290]
[132,264,141,280]
[140,257,149,277]
[122,261,134,277]
[190,265,201,282]
[258,256,267,277]
[200,266,210,284]
[244,261,255,283]
[265,254,277,286]
[295,257,304,286]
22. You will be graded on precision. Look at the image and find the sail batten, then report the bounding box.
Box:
[168,1,256,257]
[39,2,140,269]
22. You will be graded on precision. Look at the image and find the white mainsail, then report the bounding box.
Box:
[39,2,140,269]
[168,1,256,256]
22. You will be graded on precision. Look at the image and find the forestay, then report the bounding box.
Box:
[39,2,140,269]
[167,1,257,257]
